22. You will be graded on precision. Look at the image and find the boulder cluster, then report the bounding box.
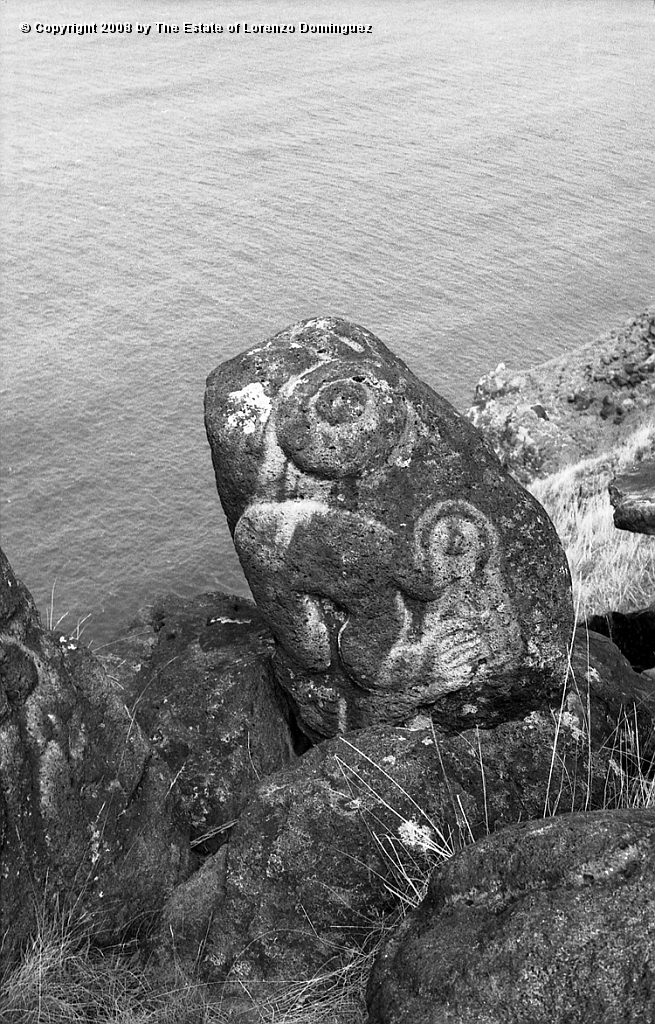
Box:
[0,548,189,954]
[467,309,655,482]
[2,316,654,1022]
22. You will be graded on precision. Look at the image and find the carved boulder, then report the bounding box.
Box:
[0,548,190,957]
[205,318,573,741]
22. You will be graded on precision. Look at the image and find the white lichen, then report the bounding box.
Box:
[208,616,252,626]
[398,819,436,853]
[225,382,272,435]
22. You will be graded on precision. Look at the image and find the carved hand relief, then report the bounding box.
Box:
[205,318,573,740]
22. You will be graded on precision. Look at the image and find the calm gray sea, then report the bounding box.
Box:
[1,0,654,646]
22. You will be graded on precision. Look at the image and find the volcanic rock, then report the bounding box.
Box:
[609,455,655,535]
[367,808,655,1024]
[205,317,573,742]
[0,548,189,958]
[467,309,655,482]
[111,592,299,854]
[156,625,655,990]
[586,605,655,673]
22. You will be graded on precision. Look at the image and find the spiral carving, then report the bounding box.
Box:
[276,362,407,478]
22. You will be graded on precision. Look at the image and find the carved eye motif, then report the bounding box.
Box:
[277,363,407,478]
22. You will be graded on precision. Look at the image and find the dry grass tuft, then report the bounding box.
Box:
[0,920,372,1024]
[0,918,208,1023]
[529,421,655,616]
[45,580,92,639]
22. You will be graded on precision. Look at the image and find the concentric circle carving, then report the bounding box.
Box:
[277,363,407,478]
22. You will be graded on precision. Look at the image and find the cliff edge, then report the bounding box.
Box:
[467,309,655,482]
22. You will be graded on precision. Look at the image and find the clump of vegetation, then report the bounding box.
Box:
[529,421,655,617]
[0,913,208,1023]
[0,906,371,1023]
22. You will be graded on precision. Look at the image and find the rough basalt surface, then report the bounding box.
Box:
[205,317,573,742]
[108,592,299,854]
[609,456,655,535]
[367,808,655,1024]
[0,547,190,957]
[156,626,655,990]
[467,309,655,482]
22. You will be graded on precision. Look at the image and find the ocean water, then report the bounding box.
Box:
[1,0,654,646]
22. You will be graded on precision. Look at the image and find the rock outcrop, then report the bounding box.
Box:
[586,605,655,673]
[0,548,190,958]
[104,592,299,854]
[367,808,655,1024]
[205,317,573,742]
[609,455,655,535]
[467,309,655,482]
[155,625,655,991]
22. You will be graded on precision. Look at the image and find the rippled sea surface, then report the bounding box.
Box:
[1,0,654,645]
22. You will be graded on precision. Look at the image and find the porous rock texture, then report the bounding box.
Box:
[367,807,655,1024]
[156,625,655,992]
[609,455,655,535]
[468,309,655,482]
[104,592,298,854]
[0,547,189,958]
[205,317,573,742]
